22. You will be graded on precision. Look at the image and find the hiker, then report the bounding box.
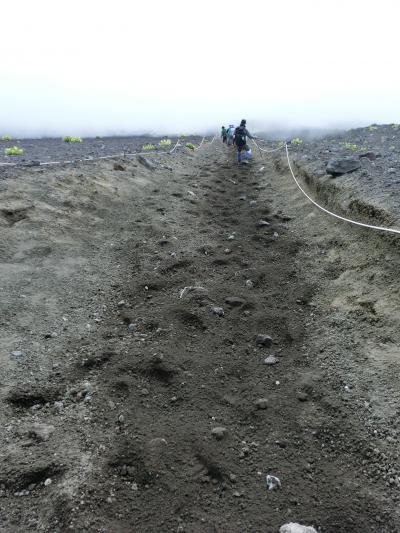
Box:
[226,125,235,146]
[221,126,227,143]
[234,119,257,163]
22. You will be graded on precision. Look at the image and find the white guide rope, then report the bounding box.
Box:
[282,143,400,236]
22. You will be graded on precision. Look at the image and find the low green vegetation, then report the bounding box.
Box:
[142,144,156,151]
[291,137,303,145]
[391,124,399,130]
[159,138,172,147]
[389,145,396,151]
[185,143,196,150]
[1,135,12,141]
[4,146,24,156]
[339,142,358,151]
[63,136,82,143]
[367,125,378,131]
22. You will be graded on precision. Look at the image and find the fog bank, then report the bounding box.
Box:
[2,0,400,139]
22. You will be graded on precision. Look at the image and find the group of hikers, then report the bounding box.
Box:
[221,119,258,163]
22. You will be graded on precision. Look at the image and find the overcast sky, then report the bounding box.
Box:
[2,0,400,137]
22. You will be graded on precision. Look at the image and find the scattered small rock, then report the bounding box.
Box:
[27,423,55,442]
[117,300,126,307]
[44,478,52,487]
[245,279,254,289]
[359,151,381,161]
[272,232,279,241]
[211,306,224,316]
[225,296,246,307]
[297,392,308,402]
[179,286,207,299]
[257,220,270,228]
[113,163,126,171]
[137,155,157,170]
[266,474,281,490]
[254,398,268,409]
[264,355,278,365]
[249,200,257,207]
[279,523,318,533]
[10,350,24,359]
[211,427,227,440]
[256,334,273,347]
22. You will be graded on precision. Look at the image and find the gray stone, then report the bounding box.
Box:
[225,296,246,307]
[137,155,157,170]
[211,427,227,440]
[264,355,278,365]
[257,219,270,228]
[27,423,55,442]
[245,279,254,288]
[10,350,24,358]
[279,523,318,533]
[326,157,361,176]
[359,151,381,161]
[256,334,273,347]
[297,392,308,402]
[254,398,268,409]
[266,474,281,490]
[113,163,126,171]
[211,306,224,316]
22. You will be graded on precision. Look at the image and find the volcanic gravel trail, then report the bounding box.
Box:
[0,141,399,532]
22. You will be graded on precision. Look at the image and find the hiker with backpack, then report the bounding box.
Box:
[226,125,235,146]
[221,126,227,143]
[234,119,257,163]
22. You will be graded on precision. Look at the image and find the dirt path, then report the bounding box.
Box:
[0,142,399,532]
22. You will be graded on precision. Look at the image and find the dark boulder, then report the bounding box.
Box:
[359,152,381,161]
[326,157,361,176]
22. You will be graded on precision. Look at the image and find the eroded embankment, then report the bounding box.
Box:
[273,154,400,237]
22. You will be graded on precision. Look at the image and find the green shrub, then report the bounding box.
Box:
[1,135,12,141]
[368,125,378,131]
[4,146,24,156]
[391,124,399,130]
[159,138,172,146]
[143,144,156,151]
[185,143,196,150]
[291,137,303,145]
[63,136,82,143]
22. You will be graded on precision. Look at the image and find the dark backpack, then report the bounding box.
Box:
[234,126,246,147]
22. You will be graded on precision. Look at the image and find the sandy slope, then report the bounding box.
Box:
[0,141,399,532]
